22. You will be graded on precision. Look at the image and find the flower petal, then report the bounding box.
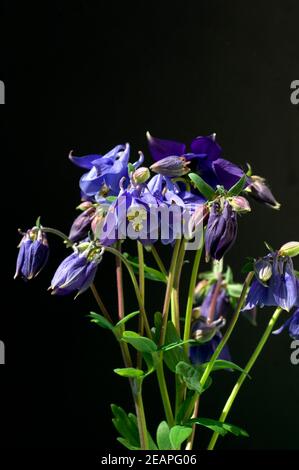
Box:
[146,131,186,161]
[190,135,222,161]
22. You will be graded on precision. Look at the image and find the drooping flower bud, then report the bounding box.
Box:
[254,258,273,283]
[68,207,96,242]
[245,175,280,209]
[228,196,251,213]
[205,199,238,261]
[150,156,190,177]
[132,167,151,184]
[50,242,103,296]
[278,241,299,258]
[15,228,49,280]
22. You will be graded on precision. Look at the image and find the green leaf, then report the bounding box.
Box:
[176,361,212,394]
[117,437,140,450]
[128,414,158,450]
[111,404,140,447]
[114,367,144,378]
[163,322,189,373]
[199,360,251,377]
[89,312,114,331]
[227,174,247,196]
[156,421,173,450]
[225,266,233,284]
[189,173,215,200]
[35,215,41,228]
[186,417,249,438]
[115,311,139,328]
[123,253,167,283]
[122,331,157,353]
[169,425,192,450]
[226,283,243,298]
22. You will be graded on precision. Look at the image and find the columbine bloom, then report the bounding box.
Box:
[15,228,49,280]
[273,308,299,340]
[189,283,231,365]
[69,206,96,242]
[69,143,130,199]
[147,131,247,190]
[205,199,238,261]
[50,243,103,296]
[243,252,299,312]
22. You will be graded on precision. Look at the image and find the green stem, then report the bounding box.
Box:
[150,245,168,278]
[207,306,282,450]
[155,356,175,426]
[199,271,254,389]
[159,239,181,347]
[134,379,149,449]
[42,227,73,246]
[137,241,145,369]
[183,239,204,354]
[115,241,125,321]
[90,283,113,323]
[171,239,186,334]
[104,246,152,339]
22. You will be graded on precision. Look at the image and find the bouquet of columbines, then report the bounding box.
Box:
[15,132,299,450]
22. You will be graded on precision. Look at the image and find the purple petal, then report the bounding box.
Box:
[243,279,276,310]
[69,152,101,169]
[190,135,222,161]
[146,132,186,161]
[212,158,247,190]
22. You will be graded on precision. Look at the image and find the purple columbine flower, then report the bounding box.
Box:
[205,199,238,261]
[243,252,299,312]
[69,143,130,199]
[69,206,96,242]
[50,243,103,296]
[273,308,299,340]
[15,228,49,280]
[189,283,231,365]
[147,131,247,191]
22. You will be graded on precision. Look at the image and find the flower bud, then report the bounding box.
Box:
[254,258,273,283]
[278,241,299,258]
[15,228,49,280]
[76,201,94,211]
[150,156,190,177]
[132,167,150,184]
[245,175,280,209]
[68,207,96,242]
[228,196,251,213]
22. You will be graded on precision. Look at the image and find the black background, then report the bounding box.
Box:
[1,0,299,451]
